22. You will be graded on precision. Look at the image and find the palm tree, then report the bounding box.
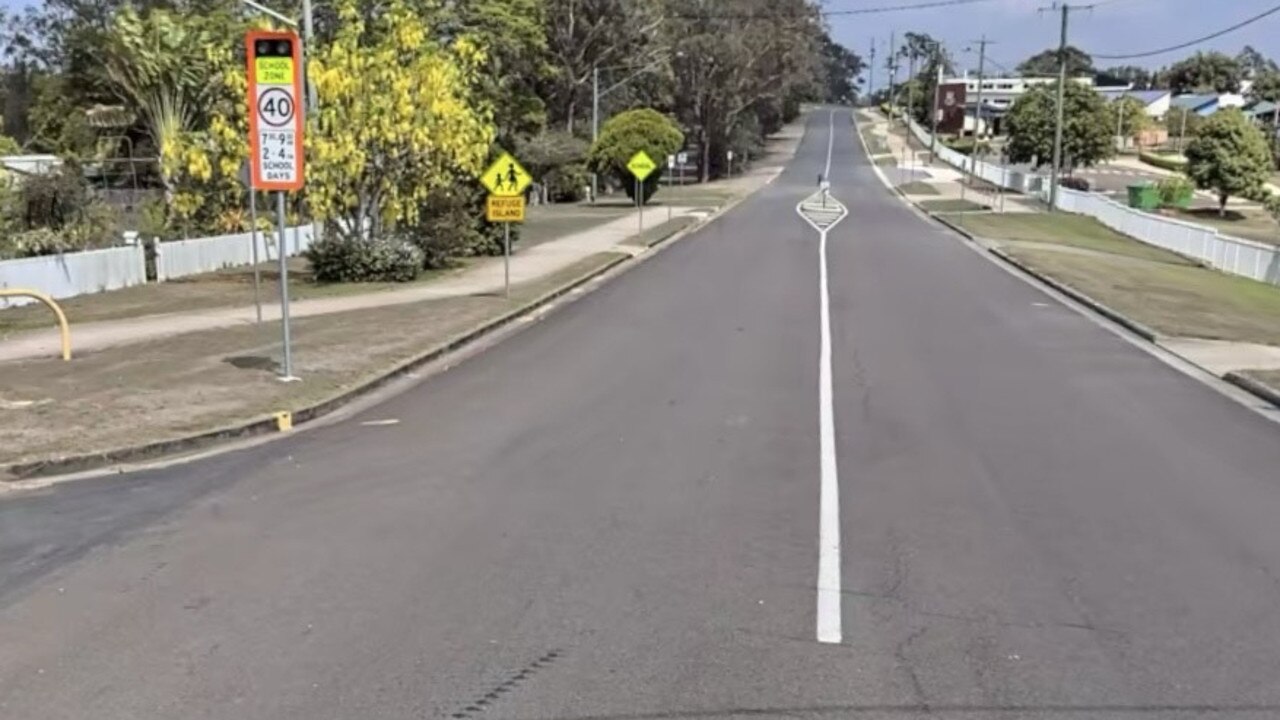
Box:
[101,7,213,204]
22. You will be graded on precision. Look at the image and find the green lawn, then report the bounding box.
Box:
[946,212,1193,264]
[1163,206,1280,247]
[521,203,632,247]
[947,212,1280,346]
[874,156,899,167]
[897,181,939,196]
[918,199,987,213]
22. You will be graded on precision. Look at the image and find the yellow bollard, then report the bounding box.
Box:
[0,288,72,361]
[274,411,293,432]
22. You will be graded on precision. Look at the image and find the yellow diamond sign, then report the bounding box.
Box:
[481,152,533,197]
[627,151,657,182]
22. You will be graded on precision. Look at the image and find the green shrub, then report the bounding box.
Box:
[7,228,74,257]
[587,108,684,205]
[408,185,514,267]
[1156,176,1194,207]
[306,234,424,283]
[545,162,589,203]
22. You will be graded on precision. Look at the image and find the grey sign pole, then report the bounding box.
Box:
[504,222,511,299]
[275,191,295,379]
[249,186,263,323]
[637,177,643,235]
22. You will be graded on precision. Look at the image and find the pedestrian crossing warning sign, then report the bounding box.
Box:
[481,152,532,197]
[627,151,657,182]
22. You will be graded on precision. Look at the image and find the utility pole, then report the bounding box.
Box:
[930,46,943,163]
[592,65,600,201]
[302,0,317,111]
[868,37,876,102]
[969,36,991,190]
[907,48,917,129]
[887,31,897,124]
[1043,2,1093,210]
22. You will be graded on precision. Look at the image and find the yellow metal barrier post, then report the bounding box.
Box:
[0,289,72,361]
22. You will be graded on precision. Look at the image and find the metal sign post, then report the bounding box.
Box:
[626,150,657,238]
[247,29,305,381]
[480,156,532,299]
[246,168,263,324]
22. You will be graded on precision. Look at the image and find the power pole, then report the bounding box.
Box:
[887,31,897,123]
[930,45,943,163]
[907,48,917,128]
[869,37,877,102]
[969,36,991,189]
[1043,2,1093,210]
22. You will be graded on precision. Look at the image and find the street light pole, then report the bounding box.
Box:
[592,65,600,202]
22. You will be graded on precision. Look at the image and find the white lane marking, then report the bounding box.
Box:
[360,419,401,427]
[818,108,843,644]
[824,109,835,179]
[816,221,842,645]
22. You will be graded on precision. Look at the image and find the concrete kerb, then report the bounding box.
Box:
[854,113,1280,413]
[0,168,777,485]
[1224,372,1280,409]
[930,205,1280,412]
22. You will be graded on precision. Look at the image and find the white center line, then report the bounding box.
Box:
[818,109,842,644]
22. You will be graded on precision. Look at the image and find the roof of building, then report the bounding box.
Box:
[1098,89,1170,106]
[1246,100,1278,116]
[1170,94,1219,110]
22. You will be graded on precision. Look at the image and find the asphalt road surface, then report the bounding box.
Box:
[5,109,1280,720]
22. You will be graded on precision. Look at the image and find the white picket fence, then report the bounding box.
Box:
[0,245,147,308]
[905,118,1044,194]
[901,117,1280,286]
[0,224,316,307]
[155,225,314,281]
[1053,188,1280,284]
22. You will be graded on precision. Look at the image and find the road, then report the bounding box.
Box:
[4,109,1280,719]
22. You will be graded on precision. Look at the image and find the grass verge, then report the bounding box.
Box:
[897,181,940,196]
[918,199,987,213]
[619,216,699,248]
[946,213,1280,346]
[1162,206,1280,247]
[0,252,629,471]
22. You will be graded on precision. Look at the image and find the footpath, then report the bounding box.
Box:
[0,209,705,363]
[856,108,1280,407]
[0,115,806,479]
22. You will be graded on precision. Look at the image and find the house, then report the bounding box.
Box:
[1168,93,1247,117]
[933,74,1095,135]
[1245,100,1278,125]
[1097,88,1171,117]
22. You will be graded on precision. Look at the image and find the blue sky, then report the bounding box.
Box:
[824,0,1280,85]
[2,0,1277,79]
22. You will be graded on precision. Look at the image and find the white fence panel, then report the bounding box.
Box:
[1052,187,1280,286]
[899,117,1280,286]
[156,224,315,281]
[0,246,147,307]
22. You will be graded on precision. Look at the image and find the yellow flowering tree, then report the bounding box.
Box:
[307,0,495,241]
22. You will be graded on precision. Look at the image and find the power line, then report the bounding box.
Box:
[823,0,998,15]
[670,0,998,20]
[1091,2,1280,60]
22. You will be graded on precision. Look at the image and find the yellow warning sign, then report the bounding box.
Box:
[627,151,657,182]
[481,152,532,197]
[487,195,526,223]
[255,57,294,85]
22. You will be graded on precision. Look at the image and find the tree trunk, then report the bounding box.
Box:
[1219,193,1228,218]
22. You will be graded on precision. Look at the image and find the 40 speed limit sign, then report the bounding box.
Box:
[246,30,304,191]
